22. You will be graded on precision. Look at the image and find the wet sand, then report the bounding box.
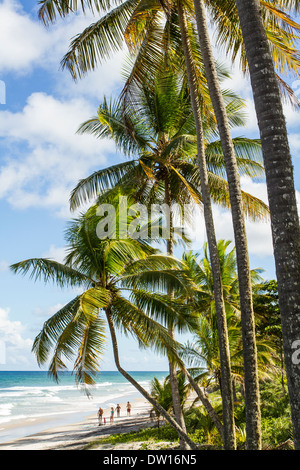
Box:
[0,397,154,450]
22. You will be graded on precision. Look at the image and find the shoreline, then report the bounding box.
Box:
[0,396,153,450]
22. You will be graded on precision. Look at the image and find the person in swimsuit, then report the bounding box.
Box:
[97,407,103,425]
[126,401,132,416]
[110,406,115,424]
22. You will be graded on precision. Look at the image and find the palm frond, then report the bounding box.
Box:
[206,0,300,81]
[205,137,265,179]
[111,294,183,364]
[104,238,152,273]
[61,0,140,78]
[73,315,107,385]
[80,287,111,319]
[130,288,198,332]
[70,160,138,210]
[120,254,195,296]
[32,296,82,369]
[10,258,93,288]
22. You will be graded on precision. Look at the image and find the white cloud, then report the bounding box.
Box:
[0,0,126,94]
[42,245,67,263]
[0,0,48,74]
[240,175,268,204]
[186,176,273,257]
[0,261,9,272]
[0,92,117,215]
[0,306,33,368]
[289,133,300,156]
[0,0,128,217]
[0,92,104,156]
[0,1,89,74]
[33,302,65,319]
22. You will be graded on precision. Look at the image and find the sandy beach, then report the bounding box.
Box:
[0,397,156,450]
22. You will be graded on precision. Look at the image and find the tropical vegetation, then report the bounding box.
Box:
[9,0,300,451]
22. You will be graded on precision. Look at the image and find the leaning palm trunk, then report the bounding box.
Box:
[192,0,261,450]
[234,0,300,450]
[165,176,190,450]
[182,366,224,440]
[105,308,198,450]
[177,0,236,450]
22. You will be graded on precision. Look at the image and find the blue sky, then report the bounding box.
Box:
[0,0,299,372]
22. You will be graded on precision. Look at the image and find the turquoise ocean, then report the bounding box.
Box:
[0,370,167,444]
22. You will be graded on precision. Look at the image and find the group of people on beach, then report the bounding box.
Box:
[97,401,132,425]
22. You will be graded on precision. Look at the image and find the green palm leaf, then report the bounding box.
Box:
[111,294,182,362]
[73,315,107,385]
[130,288,198,332]
[80,287,111,319]
[10,258,93,289]
[32,296,82,368]
[70,160,138,210]
[61,0,141,78]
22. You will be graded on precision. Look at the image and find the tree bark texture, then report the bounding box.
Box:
[234,0,300,450]
[177,0,236,450]
[193,0,261,450]
[105,308,199,449]
[165,175,190,450]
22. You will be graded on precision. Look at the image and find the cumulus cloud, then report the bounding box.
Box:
[0,1,89,73]
[0,307,33,368]
[0,0,48,74]
[0,92,118,215]
[0,261,9,272]
[0,0,129,217]
[188,207,273,257]
[0,0,126,92]
[186,176,273,258]
[42,244,67,264]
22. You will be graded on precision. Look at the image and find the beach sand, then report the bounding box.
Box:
[0,397,157,450]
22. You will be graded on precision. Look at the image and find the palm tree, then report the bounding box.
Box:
[10,201,199,449]
[182,310,279,401]
[181,241,279,407]
[176,3,236,449]
[253,280,286,394]
[71,73,267,220]
[189,0,263,449]
[150,372,189,427]
[204,1,300,106]
[36,0,299,449]
[233,0,300,450]
[38,1,300,96]
[120,0,299,449]
[70,67,269,449]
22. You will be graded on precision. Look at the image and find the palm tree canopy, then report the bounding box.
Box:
[70,69,269,228]
[180,240,279,386]
[37,0,300,106]
[10,198,198,385]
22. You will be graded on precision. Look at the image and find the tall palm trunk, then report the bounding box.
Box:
[177,0,236,450]
[105,308,198,450]
[234,0,300,450]
[164,174,190,450]
[165,175,225,440]
[192,0,261,450]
